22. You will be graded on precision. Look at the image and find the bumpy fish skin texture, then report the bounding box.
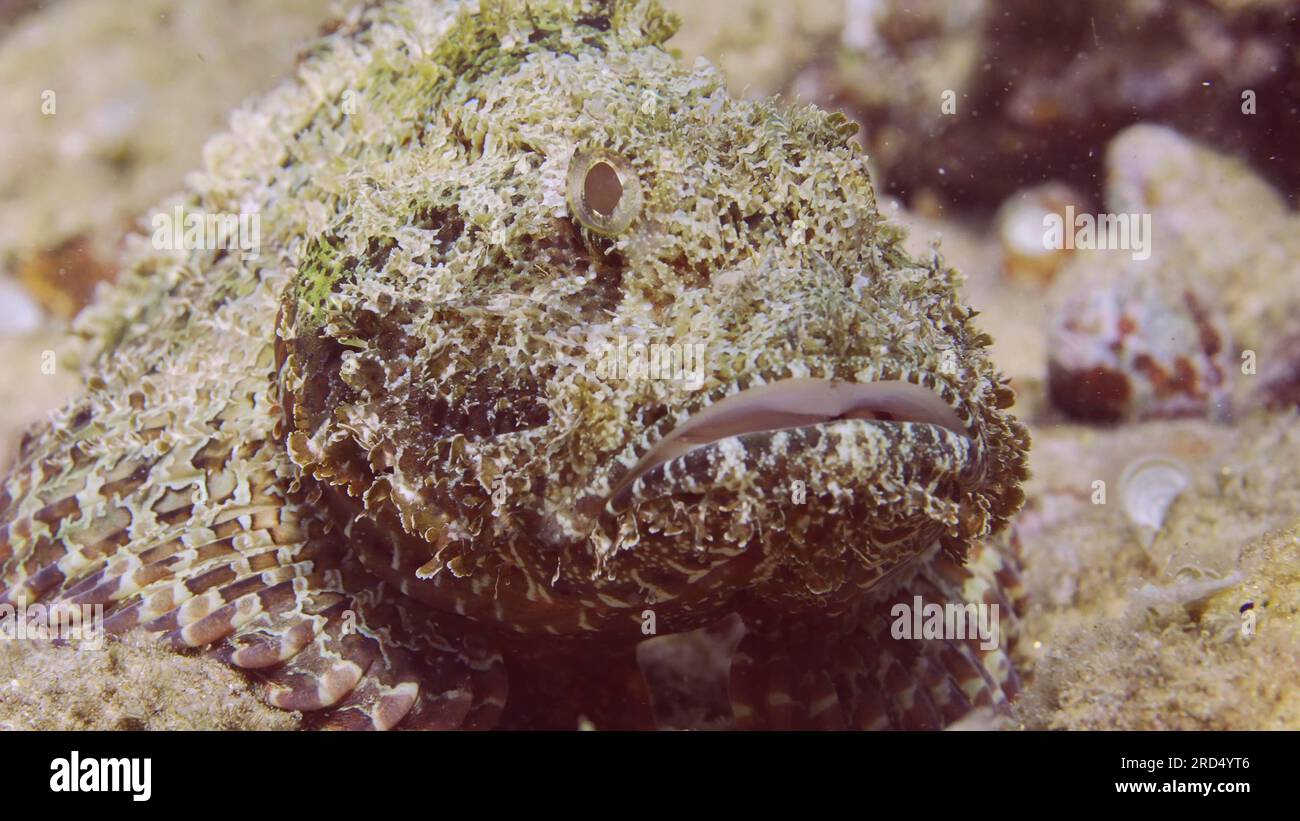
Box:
[0,0,1029,729]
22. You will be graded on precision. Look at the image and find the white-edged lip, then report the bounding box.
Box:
[612,377,968,497]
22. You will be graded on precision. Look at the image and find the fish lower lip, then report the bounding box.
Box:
[609,376,971,503]
[606,416,972,515]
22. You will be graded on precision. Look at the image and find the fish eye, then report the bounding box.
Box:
[566,147,642,235]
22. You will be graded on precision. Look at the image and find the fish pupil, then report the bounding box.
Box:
[584,161,623,217]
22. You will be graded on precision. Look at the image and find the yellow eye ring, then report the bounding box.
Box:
[566,147,642,235]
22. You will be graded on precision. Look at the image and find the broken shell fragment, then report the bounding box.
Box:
[1119,455,1190,548]
[996,182,1082,287]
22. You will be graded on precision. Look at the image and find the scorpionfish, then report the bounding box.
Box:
[0,0,1030,729]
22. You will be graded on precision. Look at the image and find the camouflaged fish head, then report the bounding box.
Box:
[276,1,1029,641]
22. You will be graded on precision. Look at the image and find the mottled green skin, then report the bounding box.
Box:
[1,0,1028,729]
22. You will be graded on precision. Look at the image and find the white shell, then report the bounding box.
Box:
[1119,455,1190,544]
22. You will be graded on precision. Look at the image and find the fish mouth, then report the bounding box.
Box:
[608,376,974,510]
